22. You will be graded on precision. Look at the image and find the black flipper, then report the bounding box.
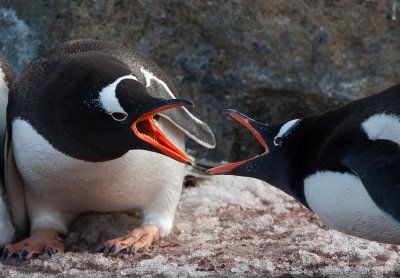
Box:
[343,140,400,222]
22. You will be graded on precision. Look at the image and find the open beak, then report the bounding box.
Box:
[206,109,270,175]
[132,99,192,165]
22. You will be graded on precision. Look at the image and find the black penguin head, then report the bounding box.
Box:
[37,53,192,163]
[207,109,301,189]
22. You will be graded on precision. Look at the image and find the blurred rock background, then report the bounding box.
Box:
[1,0,399,161]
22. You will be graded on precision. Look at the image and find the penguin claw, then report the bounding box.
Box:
[127,245,139,256]
[127,246,135,256]
[108,245,116,254]
[46,246,55,256]
[97,246,105,253]
[20,249,29,260]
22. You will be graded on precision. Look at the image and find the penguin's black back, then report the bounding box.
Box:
[287,84,400,210]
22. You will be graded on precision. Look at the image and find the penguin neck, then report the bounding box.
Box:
[255,147,309,207]
[259,155,296,198]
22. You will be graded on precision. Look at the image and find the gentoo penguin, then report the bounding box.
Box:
[208,84,400,244]
[2,40,215,258]
[0,53,16,246]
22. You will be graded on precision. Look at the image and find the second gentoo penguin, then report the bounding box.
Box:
[0,53,16,246]
[209,84,400,244]
[3,40,215,258]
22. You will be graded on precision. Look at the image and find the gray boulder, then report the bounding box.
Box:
[1,0,399,161]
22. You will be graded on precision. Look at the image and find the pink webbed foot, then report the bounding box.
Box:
[3,228,64,259]
[102,224,160,255]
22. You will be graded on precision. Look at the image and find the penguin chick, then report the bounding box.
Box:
[208,84,400,244]
[3,40,215,259]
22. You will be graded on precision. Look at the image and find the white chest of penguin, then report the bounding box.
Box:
[11,117,185,213]
[303,113,400,244]
[304,171,400,244]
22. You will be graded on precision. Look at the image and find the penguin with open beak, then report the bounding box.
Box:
[209,84,400,244]
[2,40,215,259]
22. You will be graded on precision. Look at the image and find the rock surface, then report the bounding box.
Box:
[1,173,400,277]
[1,0,400,160]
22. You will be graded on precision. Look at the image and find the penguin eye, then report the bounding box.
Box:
[110,112,128,121]
[273,136,283,146]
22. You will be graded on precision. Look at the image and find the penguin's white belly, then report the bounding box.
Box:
[304,171,400,244]
[12,118,185,213]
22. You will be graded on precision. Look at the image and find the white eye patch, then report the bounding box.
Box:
[98,74,138,114]
[274,119,300,146]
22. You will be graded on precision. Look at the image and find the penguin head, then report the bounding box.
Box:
[207,109,301,192]
[33,53,192,163]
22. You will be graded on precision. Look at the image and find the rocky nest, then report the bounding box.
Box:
[1,171,400,277]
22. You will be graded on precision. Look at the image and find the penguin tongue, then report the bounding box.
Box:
[207,110,269,175]
[132,104,191,165]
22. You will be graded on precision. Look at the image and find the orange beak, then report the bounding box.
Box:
[207,110,269,175]
[132,103,192,165]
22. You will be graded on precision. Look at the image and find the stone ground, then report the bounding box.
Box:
[1,171,400,277]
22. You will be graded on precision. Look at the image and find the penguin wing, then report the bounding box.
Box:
[0,133,16,245]
[2,130,28,240]
[45,39,216,148]
[343,140,400,221]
